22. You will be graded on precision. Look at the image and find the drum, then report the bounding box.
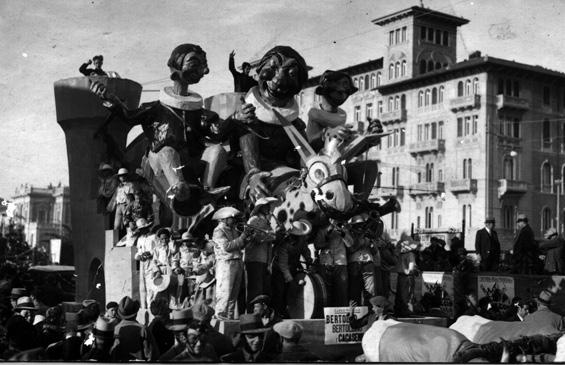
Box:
[286,271,328,319]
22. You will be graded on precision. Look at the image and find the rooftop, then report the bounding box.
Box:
[303,58,383,88]
[372,6,469,27]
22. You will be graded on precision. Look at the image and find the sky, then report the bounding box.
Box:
[1,0,565,198]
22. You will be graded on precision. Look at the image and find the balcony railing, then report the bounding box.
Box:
[374,186,405,199]
[409,139,445,155]
[496,94,530,111]
[448,178,477,193]
[497,179,528,198]
[449,94,480,111]
[408,182,445,196]
[380,109,407,125]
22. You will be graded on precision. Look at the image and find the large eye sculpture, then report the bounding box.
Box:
[308,161,330,185]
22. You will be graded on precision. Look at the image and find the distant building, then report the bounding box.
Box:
[11,183,71,250]
[300,6,565,250]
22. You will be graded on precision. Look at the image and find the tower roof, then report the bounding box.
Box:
[372,6,469,27]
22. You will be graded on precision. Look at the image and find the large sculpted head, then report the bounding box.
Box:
[315,70,357,108]
[168,44,209,85]
[256,45,308,105]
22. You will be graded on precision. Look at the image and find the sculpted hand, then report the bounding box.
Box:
[249,171,271,200]
[328,125,354,142]
[235,103,256,122]
[89,80,107,99]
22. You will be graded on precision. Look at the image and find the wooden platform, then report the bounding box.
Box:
[213,316,448,361]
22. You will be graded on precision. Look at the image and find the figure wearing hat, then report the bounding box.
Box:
[475,216,501,272]
[81,317,116,361]
[347,213,378,306]
[112,296,152,361]
[191,299,234,357]
[349,295,393,330]
[273,320,320,362]
[221,313,281,362]
[244,197,278,311]
[512,214,540,274]
[112,167,135,237]
[133,218,157,309]
[271,219,313,317]
[158,308,193,360]
[538,227,565,275]
[150,228,175,304]
[521,289,565,333]
[170,231,200,305]
[212,206,252,319]
[97,163,118,215]
[9,287,29,309]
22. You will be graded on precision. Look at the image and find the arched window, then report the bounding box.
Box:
[467,158,472,179]
[503,157,514,180]
[395,62,400,78]
[389,64,394,79]
[543,119,551,147]
[401,60,407,76]
[425,89,431,106]
[420,60,427,74]
[541,161,552,192]
[439,86,444,103]
[457,81,464,97]
[354,78,358,89]
[370,73,376,89]
[463,159,467,179]
[364,75,370,90]
[418,91,424,107]
[431,87,438,104]
[401,94,406,109]
[376,72,382,86]
[435,62,442,70]
[427,60,434,72]
[394,95,400,110]
[542,207,552,231]
[473,77,480,94]
[388,97,394,112]
[359,77,364,91]
[465,79,471,96]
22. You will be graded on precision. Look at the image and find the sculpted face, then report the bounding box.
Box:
[307,156,353,213]
[258,53,302,104]
[180,51,209,84]
[325,77,353,107]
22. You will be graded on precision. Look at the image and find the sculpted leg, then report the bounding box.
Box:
[201,144,228,188]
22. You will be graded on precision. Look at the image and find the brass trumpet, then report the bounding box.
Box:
[235,222,277,239]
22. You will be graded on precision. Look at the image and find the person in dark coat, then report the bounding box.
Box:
[81,317,115,361]
[273,320,320,362]
[512,214,540,274]
[79,55,108,76]
[167,321,218,362]
[475,217,501,272]
[521,289,565,333]
[228,50,257,93]
[191,300,234,357]
[349,296,393,330]
[147,297,174,358]
[538,227,565,275]
[221,314,281,362]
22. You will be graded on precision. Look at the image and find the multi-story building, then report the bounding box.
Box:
[300,6,565,249]
[11,183,71,249]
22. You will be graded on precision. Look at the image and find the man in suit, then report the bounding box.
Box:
[475,217,501,272]
[512,214,540,274]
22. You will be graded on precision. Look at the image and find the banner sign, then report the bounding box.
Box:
[477,275,515,306]
[324,306,368,345]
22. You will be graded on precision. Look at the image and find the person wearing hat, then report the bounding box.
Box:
[228,50,258,93]
[97,162,118,214]
[113,167,135,237]
[271,219,313,317]
[9,287,28,309]
[168,321,219,361]
[112,296,153,361]
[158,308,193,361]
[147,296,174,359]
[38,305,65,348]
[134,218,157,309]
[244,197,278,312]
[221,313,281,362]
[347,213,378,307]
[538,227,565,275]
[13,295,37,324]
[212,206,252,319]
[150,228,174,304]
[170,231,204,305]
[191,299,234,357]
[314,219,352,307]
[394,231,420,317]
[349,295,392,330]
[81,317,116,361]
[475,216,501,272]
[104,301,119,324]
[521,289,565,333]
[273,320,320,362]
[512,214,540,274]
[249,294,282,328]
[3,310,41,359]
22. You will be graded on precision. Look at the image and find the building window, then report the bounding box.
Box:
[503,156,514,180]
[427,60,434,72]
[377,101,383,116]
[421,26,426,40]
[359,77,364,91]
[395,28,400,44]
[354,78,358,89]
[401,26,407,42]
[438,169,443,182]
[506,80,512,96]
[425,207,433,228]
[354,106,361,122]
[463,159,472,179]
[457,81,464,97]
[513,81,520,97]
[389,64,394,79]
[473,78,479,94]
[366,103,373,120]
[394,96,400,110]
[442,30,448,46]
[393,129,399,146]
[457,117,463,137]
[464,116,471,135]
[438,214,442,227]
[388,97,393,112]
[400,128,405,146]
[389,31,394,45]
[543,86,551,105]
[541,161,552,192]
[391,211,398,230]
[438,121,444,139]
[503,205,514,229]
[418,91,424,107]
[417,125,423,141]
[472,115,478,134]
[542,207,552,231]
[465,79,471,96]
[420,60,427,74]
[439,86,444,103]
[392,166,400,186]
[427,27,434,42]
[370,73,376,89]
[364,75,369,90]
[376,72,382,86]
[431,122,437,139]
[424,123,430,140]
[395,62,400,78]
[498,79,504,94]
[426,163,434,182]
[513,118,520,138]
[435,29,441,45]
[435,62,441,70]
[417,216,421,229]
[425,89,431,106]
[401,60,406,76]
[543,119,551,147]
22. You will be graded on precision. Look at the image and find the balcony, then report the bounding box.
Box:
[450,94,481,111]
[374,186,405,199]
[497,179,528,199]
[409,139,445,155]
[380,109,407,125]
[448,178,477,194]
[496,94,530,111]
[408,182,445,196]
